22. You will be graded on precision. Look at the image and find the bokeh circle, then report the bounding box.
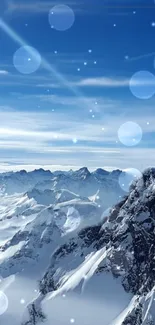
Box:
[118,168,142,192]
[49,5,75,31]
[13,46,41,74]
[0,291,8,315]
[129,71,155,99]
[118,121,142,146]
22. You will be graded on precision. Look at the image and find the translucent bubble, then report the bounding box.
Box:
[129,71,155,99]
[0,291,8,315]
[13,46,41,74]
[118,168,142,192]
[118,121,142,146]
[49,5,75,31]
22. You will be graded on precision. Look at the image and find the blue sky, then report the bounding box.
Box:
[0,0,155,171]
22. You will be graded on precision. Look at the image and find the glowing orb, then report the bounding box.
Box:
[129,71,155,99]
[49,5,75,31]
[118,168,142,192]
[118,121,142,146]
[13,46,41,74]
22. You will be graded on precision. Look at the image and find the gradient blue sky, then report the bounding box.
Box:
[0,0,155,172]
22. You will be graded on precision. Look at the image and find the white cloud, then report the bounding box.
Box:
[37,83,61,89]
[0,106,154,143]
[9,1,81,14]
[36,77,130,89]
[34,94,104,112]
[74,77,129,87]
[0,147,154,173]
[0,70,9,75]
[0,106,154,170]
[0,164,83,173]
[9,1,59,12]
[72,75,155,88]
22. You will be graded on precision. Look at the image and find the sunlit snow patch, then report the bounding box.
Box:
[46,247,109,300]
[63,207,81,233]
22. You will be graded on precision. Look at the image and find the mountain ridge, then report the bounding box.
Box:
[0,167,154,325]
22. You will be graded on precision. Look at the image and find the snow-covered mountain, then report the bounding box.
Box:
[20,168,155,325]
[1,167,154,325]
[0,167,122,275]
[0,167,123,209]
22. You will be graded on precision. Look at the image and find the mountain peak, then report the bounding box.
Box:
[142,167,155,182]
[78,167,90,174]
[94,168,109,176]
[73,167,91,179]
[33,168,51,174]
[17,169,27,175]
[110,169,122,176]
